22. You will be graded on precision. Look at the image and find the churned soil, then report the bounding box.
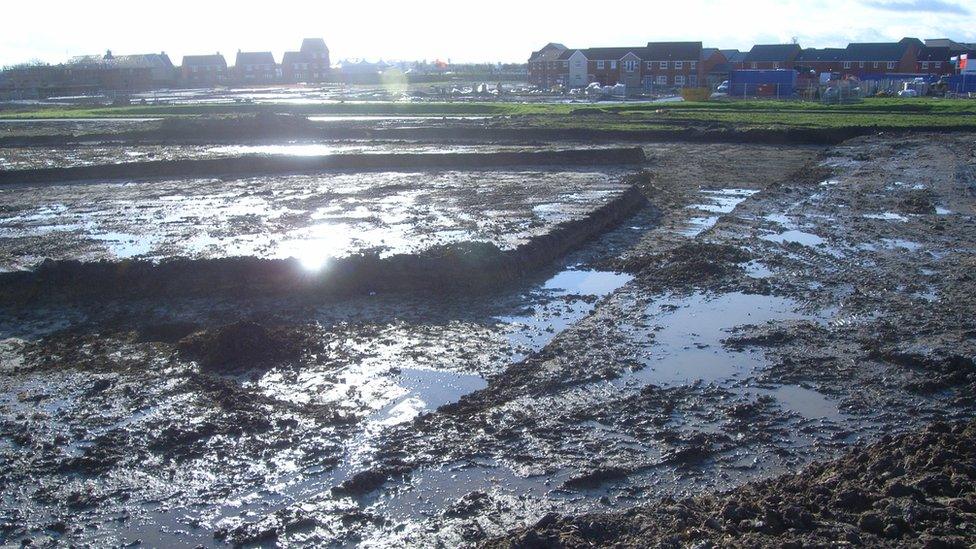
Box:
[490,420,976,548]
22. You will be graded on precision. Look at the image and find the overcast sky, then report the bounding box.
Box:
[2,0,974,67]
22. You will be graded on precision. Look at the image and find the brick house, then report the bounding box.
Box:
[641,42,704,90]
[701,48,732,88]
[721,50,747,69]
[840,38,924,76]
[797,48,847,74]
[181,54,227,86]
[553,42,704,92]
[916,46,953,75]
[743,44,802,70]
[234,51,277,83]
[527,43,568,88]
[282,38,331,83]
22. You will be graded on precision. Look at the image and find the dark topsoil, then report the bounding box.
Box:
[490,420,976,548]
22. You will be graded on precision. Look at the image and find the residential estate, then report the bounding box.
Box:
[529,37,976,92]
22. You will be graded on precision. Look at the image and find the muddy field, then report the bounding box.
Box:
[0,125,973,547]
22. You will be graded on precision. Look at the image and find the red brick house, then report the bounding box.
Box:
[743,44,802,70]
[181,54,227,86]
[641,42,704,89]
[797,48,847,75]
[527,43,568,88]
[282,38,331,83]
[234,51,277,83]
[701,48,732,88]
[916,46,953,75]
[840,38,924,76]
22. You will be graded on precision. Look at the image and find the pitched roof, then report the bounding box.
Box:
[917,46,950,62]
[744,44,802,63]
[582,47,645,60]
[282,52,303,64]
[721,50,748,63]
[844,38,923,61]
[300,38,328,53]
[182,54,226,67]
[69,53,173,69]
[644,41,702,60]
[798,48,846,63]
[236,51,276,65]
[528,43,568,62]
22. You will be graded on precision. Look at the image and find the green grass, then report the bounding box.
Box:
[2,97,974,132]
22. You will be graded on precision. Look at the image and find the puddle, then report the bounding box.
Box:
[762,230,826,248]
[749,385,842,421]
[681,189,757,237]
[864,212,908,222]
[619,292,810,387]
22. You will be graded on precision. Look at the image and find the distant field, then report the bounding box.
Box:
[2,97,975,132]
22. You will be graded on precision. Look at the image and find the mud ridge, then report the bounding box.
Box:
[0,148,646,185]
[0,186,647,303]
[489,419,976,548]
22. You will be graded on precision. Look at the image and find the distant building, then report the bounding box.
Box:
[701,48,731,88]
[721,49,748,69]
[234,51,277,83]
[527,43,568,88]
[65,50,177,90]
[181,54,227,86]
[916,46,954,75]
[543,42,704,93]
[841,38,924,75]
[743,44,802,70]
[281,38,331,83]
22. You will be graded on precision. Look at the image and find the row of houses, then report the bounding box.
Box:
[182,39,331,85]
[0,39,331,94]
[529,38,976,92]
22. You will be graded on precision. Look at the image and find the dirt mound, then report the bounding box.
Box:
[176,321,322,373]
[616,243,752,286]
[899,189,937,215]
[489,420,976,548]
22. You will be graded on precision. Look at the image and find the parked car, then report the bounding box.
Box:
[897,89,919,98]
[716,80,729,93]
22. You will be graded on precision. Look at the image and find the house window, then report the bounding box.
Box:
[751,62,758,69]
[887,62,895,70]
[563,61,569,68]
[575,60,583,67]
[656,75,667,85]
[859,61,865,68]
[690,61,697,70]
[675,61,683,69]
[597,60,605,69]
[624,60,637,72]
[922,62,930,69]
[675,75,686,86]
[935,62,942,68]
[844,61,851,69]
[874,62,880,68]
[646,61,653,69]
[610,60,617,69]
[660,61,668,69]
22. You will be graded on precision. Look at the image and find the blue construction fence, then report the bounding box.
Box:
[727,70,796,98]
[947,74,976,93]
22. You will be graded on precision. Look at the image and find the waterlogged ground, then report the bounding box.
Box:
[0,168,631,271]
[2,135,974,547]
[0,141,614,171]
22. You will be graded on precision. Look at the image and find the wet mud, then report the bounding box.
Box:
[1,129,974,547]
[0,148,645,185]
